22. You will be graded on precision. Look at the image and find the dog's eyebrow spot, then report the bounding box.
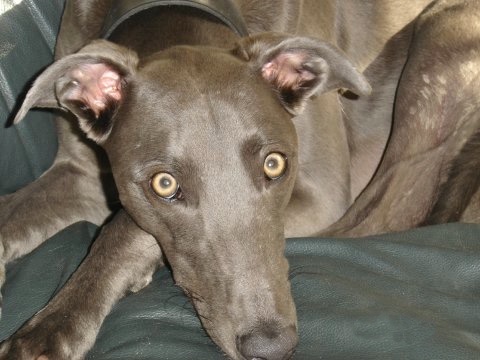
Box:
[242,136,265,156]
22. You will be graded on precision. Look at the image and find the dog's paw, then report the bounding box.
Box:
[0,310,89,360]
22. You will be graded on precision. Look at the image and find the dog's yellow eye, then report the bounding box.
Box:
[151,172,179,199]
[264,152,287,180]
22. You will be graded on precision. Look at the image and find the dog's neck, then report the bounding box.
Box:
[102,0,248,38]
[104,0,247,58]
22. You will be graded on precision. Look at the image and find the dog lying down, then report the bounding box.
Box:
[1,0,480,359]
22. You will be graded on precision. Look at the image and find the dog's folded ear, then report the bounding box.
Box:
[234,33,371,115]
[14,40,138,143]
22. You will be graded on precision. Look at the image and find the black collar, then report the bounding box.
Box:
[101,0,249,38]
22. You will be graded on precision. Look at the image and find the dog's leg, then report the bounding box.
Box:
[423,127,480,224]
[0,133,115,325]
[0,143,115,263]
[0,209,162,360]
[54,0,113,59]
[0,0,117,316]
[0,3,133,279]
[323,0,480,236]
[0,109,117,263]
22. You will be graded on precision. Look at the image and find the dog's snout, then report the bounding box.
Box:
[237,324,298,360]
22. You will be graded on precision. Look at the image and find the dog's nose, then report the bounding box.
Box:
[237,325,298,360]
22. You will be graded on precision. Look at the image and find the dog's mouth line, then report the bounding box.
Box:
[179,287,245,359]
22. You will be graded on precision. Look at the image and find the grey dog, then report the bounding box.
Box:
[1,0,480,359]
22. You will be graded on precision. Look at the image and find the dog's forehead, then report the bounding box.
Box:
[107,46,295,172]
[126,46,275,125]
[122,45,291,133]
[139,45,248,84]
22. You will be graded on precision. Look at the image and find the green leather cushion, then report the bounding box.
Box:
[1,1,480,359]
[1,222,480,359]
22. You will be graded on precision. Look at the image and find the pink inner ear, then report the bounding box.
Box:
[261,52,315,90]
[66,63,123,117]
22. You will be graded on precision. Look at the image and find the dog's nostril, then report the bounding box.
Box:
[237,325,298,360]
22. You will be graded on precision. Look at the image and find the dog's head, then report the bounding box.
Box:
[15,34,370,360]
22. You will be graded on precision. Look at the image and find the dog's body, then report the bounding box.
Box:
[1,0,480,359]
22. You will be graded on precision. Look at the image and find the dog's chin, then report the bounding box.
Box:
[208,331,244,360]
[190,300,241,359]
